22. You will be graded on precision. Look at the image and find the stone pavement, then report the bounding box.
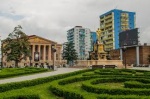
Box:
[0,68,83,84]
[130,67,150,71]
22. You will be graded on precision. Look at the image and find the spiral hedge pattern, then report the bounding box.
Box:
[49,69,150,99]
[1,69,150,99]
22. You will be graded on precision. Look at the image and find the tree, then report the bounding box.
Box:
[2,25,30,67]
[63,42,78,66]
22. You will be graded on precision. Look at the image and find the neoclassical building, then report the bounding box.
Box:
[2,35,63,67]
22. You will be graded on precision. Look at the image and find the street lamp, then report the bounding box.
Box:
[51,44,56,70]
[29,56,32,67]
[122,46,127,69]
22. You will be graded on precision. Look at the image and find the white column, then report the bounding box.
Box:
[43,45,46,61]
[48,44,51,61]
[136,46,139,65]
[32,45,35,61]
[54,45,57,61]
[120,48,123,60]
[38,45,41,60]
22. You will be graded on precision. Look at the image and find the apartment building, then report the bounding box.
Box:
[100,9,135,51]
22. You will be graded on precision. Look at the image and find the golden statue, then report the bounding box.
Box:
[89,28,107,60]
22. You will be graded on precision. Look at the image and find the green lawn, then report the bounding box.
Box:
[0,67,49,79]
[1,69,150,99]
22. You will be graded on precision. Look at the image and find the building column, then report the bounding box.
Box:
[43,45,46,61]
[48,44,51,61]
[38,45,41,60]
[120,48,123,60]
[32,45,35,61]
[54,45,57,61]
[136,46,140,65]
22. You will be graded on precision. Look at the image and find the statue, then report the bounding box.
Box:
[89,29,107,60]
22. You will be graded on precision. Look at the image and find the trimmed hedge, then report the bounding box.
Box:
[82,80,150,95]
[58,76,97,85]
[124,81,150,89]
[50,86,84,99]
[97,94,150,99]
[0,69,91,93]
[3,94,40,99]
[0,68,48,79]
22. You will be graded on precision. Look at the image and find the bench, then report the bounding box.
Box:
[105,65,116,69]
[90,65,117,69]
[91,65,104,69]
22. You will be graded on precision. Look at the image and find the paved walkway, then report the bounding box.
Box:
[130,67,150,71]
[0,68,83,84]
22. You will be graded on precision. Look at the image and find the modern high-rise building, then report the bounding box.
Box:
[100,9,136,51]
[67,26,92,60]
[90,31,97,51]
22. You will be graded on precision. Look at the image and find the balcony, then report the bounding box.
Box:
[121,13,128,17]
[105,15,112,20]
[106,37,113,40]
[106,41,113,44]
[105,45,113,49]
[107,32,113,36]
[121,19,128,22]
[105,24,113,28]
[105,19,113,23]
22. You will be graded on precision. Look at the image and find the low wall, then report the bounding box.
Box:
[76,60,124,69]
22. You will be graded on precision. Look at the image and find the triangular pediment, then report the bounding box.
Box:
[28,35,57,44]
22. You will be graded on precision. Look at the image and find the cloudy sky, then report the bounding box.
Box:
[0,0,150,44]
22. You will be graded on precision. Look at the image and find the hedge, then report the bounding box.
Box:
[0,69,92,93]
[97,94,150,99]
[82,80,150,95]
[0,68,48,79]
[50,85,84,99]
[58,76,97,85]
[3,94,40,99]
[124,81,150,89]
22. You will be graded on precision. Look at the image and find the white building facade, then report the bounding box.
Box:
[67,26,92,60]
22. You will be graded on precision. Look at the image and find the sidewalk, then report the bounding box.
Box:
[0,68,83,84]
[130,67,150,71]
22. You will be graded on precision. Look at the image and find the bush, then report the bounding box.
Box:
[124,81,150,89]
[82,80,150,95]
[0,68,48,79]
[3,94,40,99]
[0,69,91,93]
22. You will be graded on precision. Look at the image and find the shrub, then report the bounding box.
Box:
[3,94,40,99]
[0,69,91,93]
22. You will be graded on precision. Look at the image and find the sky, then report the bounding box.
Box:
[0,0,150,44]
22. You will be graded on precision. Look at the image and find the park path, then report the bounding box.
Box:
[0,68,83,84]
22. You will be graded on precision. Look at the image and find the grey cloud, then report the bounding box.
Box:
[0,0,150,44]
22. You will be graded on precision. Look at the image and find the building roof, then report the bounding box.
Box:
[100,9,135,18]
[28,35,57,44]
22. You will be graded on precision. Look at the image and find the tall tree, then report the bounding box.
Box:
[2,25,30,67]
[63,42,78,66]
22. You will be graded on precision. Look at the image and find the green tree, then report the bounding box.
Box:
[2,25,30,67]
[63,42,78,66]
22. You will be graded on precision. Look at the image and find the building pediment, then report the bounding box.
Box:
[28,35,57,44]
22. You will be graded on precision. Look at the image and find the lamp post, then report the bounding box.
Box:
[51,44,56,70]
[29,56,32,67]
[122,46,127,69]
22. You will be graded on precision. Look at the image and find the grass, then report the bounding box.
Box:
[1,69,150,99]
[98,83,124,88]
[0,67,49,79]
